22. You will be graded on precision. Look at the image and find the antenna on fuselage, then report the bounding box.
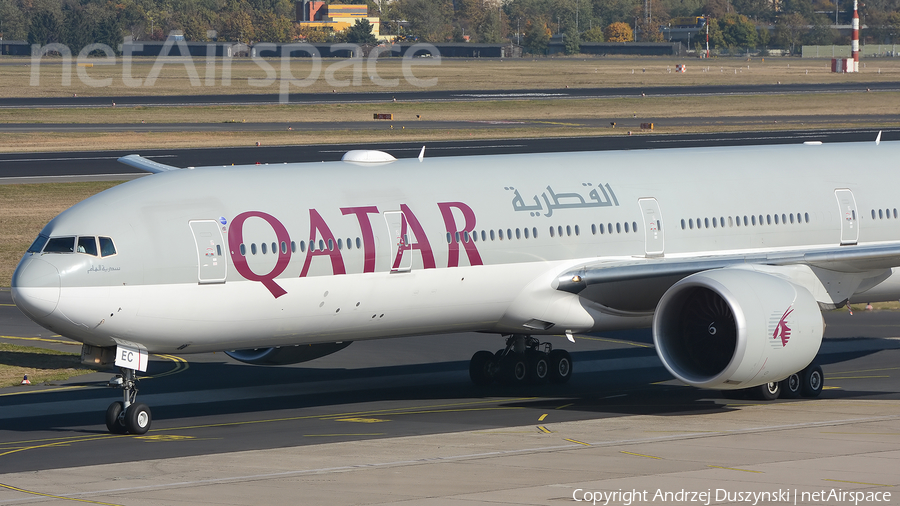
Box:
[876,130,882,145]
[418,146,425,162]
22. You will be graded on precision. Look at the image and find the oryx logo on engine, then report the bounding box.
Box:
[769,306,794,348]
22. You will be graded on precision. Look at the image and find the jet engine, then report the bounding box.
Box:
[653,268,823,390]
[225,342,352,365]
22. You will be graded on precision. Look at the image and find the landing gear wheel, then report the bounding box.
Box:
[548,349,572,384]
[752,381,781,401]
[526,350,549,384]
[801,364,823,398]
[125,403,152,435]
[779,373,802,399]
[500,355,527,385]
[105,401,127,434]
[469,350,495,386]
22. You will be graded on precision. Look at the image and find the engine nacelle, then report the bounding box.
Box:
[653,268,823,390]
[225,342,351,365]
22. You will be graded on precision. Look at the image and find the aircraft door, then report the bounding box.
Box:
[384,211,412,273]
[834,189,859,245]
[638,198,664,257]
[189,220,227,283]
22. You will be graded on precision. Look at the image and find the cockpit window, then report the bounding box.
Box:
[43,237,76,253]
[27,235,49,253]
[99,237,116,257]
[77,236,98,256]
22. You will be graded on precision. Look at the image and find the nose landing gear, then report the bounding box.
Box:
[105,368,152,435]
[469,334,572,386]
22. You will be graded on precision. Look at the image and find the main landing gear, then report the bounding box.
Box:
[726,363,824,401]
[105,367,152,435]
[469,334,572,386]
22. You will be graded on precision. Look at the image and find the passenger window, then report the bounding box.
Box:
[593,224,599,234]
[533,227,538,238]
[240,244,246,256]
[300,241,306,252]
[337,238,343,250]
[77,237,98,256]
[261,243,268,254]
[681,219,685,230]
[872,210,877,219]
[328,239,334,251]
[251,243,258,255]
[689,219,693,229]
[490,230,495,241]
[356,238,362,249]
[291,241,297,253]
[319,240,325,251]
[281,241,288,254]
[616,223,621,233]
[28,235,49,253]
[44,237,76,253]
[524,228,530,239]
[774,214,779,225]
[481,230,487,241]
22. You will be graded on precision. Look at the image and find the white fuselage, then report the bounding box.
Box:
[12,142,900,354]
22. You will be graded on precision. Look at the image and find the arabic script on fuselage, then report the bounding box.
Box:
[509,183,619,217]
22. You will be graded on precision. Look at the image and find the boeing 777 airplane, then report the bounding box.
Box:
[12,138,900,435]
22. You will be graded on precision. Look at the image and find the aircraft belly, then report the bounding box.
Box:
[113,262,557,353]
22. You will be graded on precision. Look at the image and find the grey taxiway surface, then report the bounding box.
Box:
[2,132,900,504]
[1,286,899,505]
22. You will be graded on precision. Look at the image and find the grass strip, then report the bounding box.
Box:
[0,343,95,387]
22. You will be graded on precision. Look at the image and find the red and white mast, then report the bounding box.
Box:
[851,0,860,71]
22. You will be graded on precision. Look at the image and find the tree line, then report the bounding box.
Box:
[2,0,899,55]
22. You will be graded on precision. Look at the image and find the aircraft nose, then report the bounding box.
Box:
[11,256,60,319]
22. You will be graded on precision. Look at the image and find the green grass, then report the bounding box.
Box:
[0,343,95,387]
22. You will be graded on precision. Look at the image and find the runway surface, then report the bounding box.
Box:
[0,114,894,134]
[2,82,897,108]
[1,132,899,504]
[1,128,898,183]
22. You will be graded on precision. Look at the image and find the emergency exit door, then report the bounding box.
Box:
[638,198,664,257]
[835,189,859,245]
[189,220,227,283]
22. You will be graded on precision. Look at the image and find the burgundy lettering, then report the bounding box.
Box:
[300,209,346,277]
[228,211,292,298]
[437,202,482,267]
[340,206,379,273]
[400,204,436,269]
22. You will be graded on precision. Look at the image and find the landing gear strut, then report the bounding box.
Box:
[469,334,572,386]
[105,368,152,435]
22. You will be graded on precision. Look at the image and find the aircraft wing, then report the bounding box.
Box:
[555,243,900,312]
[117,154,180,173]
